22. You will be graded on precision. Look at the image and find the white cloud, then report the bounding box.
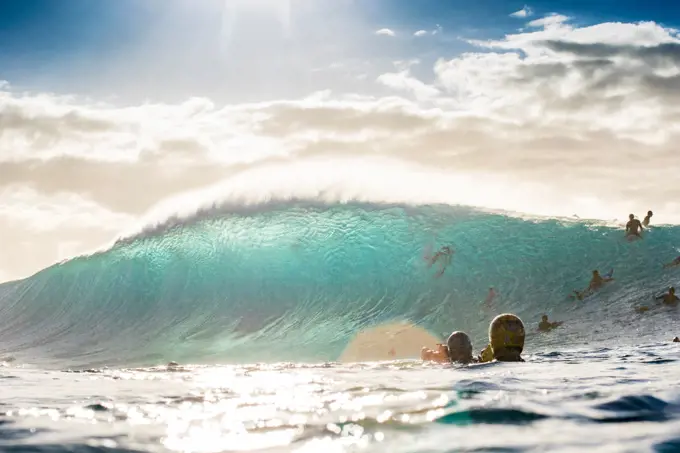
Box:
[375,28,396,37]
[527,13,569,29]
[510,5,533,18]
[414,30,428,37]
[0,187,132,232]
[435,18,680,144]
[377,70,439,100]
[0,187,134,279]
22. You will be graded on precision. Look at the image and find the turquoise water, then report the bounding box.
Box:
[1,201,679,369]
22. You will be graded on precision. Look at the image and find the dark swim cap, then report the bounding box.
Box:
[446,331,473,363]
[489,314,525,354]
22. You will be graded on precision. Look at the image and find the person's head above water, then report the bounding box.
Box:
[541,315,548,322]
[670,287,676,295]
[489,314,525,362]
[592,270,600,277]
[629,214,635,220]
[446,331,473,363]
[647,211,653,217]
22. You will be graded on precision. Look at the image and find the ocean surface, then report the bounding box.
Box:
[1,200,680,452]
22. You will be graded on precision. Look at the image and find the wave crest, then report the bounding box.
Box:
[0,200,678,368]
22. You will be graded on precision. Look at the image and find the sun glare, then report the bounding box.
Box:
[221,0,292,43]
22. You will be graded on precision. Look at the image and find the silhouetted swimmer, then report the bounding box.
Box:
[656,287,679,306]
[484,287,497,306]
[538,314,563,332]
[446,331,475,364]
[625,214,644,239]
[426,246,454,278]
[643,210,653,227]
[572,269,614,300]
[673,337,680,343]
[663,256,680,268]
[489,313,525,362]
[635,287,680,313]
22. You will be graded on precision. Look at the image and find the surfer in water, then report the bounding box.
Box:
[663,256,680,268]
[426,245,454,277]
[446,331,476,364]
[489,314,525,362]
[485,287,497,306]
[421,331,477,364]
[572,269,614,300]
[643,210,653,227]
[635,287,679,313]
[625,214,644,239]
[477,314,527,363]
[538,314,563,332]
[656,287,679,306]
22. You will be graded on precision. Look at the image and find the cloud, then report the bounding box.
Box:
[414,30,428,37]
[375,28,396,37]
[0,186,133,278]
[527,13,569,29]
[377,70,439,100]
[4,14,680,281]
[510,5,533,18]
[435,17,680,143]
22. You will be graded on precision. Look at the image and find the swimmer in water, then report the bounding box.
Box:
[478,343,494,363]
[573,269,614,300]
[636,287,680,313]
[656,287,680,306]
[426,245,454,277]
[663,256,680,268]
[643,210,653,227]
[673,337,680,343]
[538,315,563,332]
[446,331,476,364]
[625,214,644,239]
[420,343,450,363]
[489,313,526,362]
[485,287,497,306]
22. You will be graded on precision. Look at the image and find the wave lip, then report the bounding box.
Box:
[1,200,679,368]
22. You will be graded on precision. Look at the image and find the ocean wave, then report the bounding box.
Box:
[0,200,679,368]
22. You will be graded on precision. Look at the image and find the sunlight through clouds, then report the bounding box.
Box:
[3,7,680,280]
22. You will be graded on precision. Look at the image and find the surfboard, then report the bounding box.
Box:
[338,321,441,363]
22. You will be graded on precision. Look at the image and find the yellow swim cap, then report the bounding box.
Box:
[489,313,525,353]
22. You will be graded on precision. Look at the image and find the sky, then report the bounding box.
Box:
[2,0,680,281]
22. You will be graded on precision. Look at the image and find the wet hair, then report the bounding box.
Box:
[541,315,548,321]
[629,214,634,219]
[489,314,525,361]
[647,211,653,216]
[446,331,473,363]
